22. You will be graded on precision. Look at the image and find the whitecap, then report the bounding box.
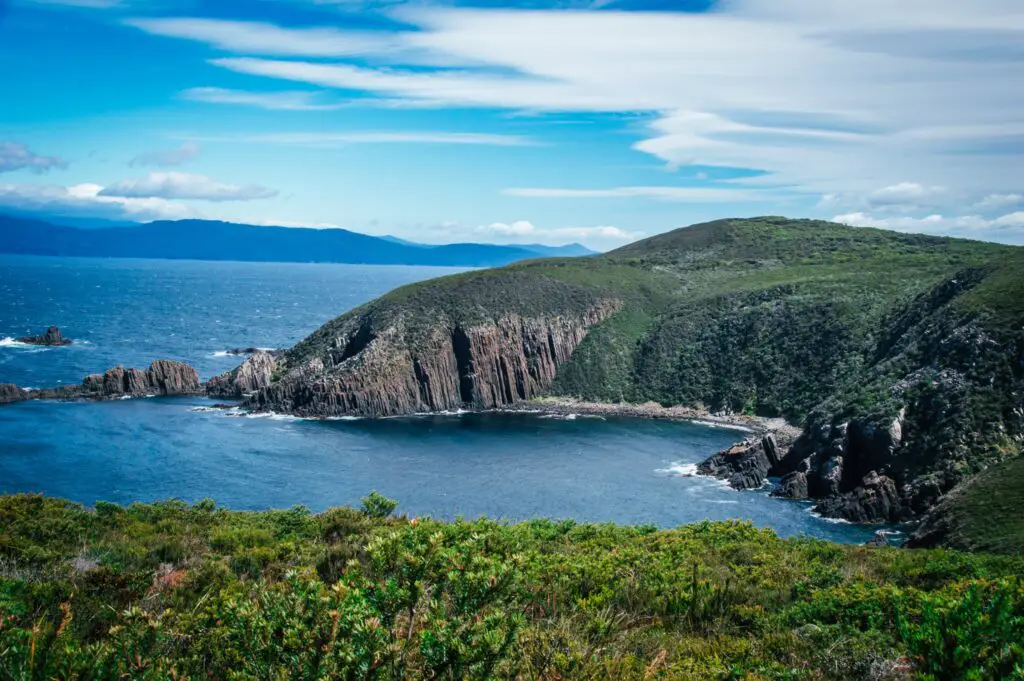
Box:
[539,413,578,420]
[656,462,699,477]
[0,337,32,349]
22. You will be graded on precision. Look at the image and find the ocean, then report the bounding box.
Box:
[0,255,883,543]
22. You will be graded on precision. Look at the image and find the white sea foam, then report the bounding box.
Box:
[656,462,699,477]
[690,419,754,433]
[0,337,32,348]
[211,347,277,358]
[539,413,578,420]
[805,506,853,525]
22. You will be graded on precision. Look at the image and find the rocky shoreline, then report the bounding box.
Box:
[512,396,794,435]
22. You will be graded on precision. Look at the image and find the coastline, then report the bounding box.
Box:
[512,396,802,438]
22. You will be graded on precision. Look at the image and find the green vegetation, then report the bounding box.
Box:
[909,455,1024,555]
[2,493,1024,679]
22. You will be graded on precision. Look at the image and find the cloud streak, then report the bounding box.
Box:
[140,1,1024,208]
[130,142,201,168]
[99,172,278,201]
[0,142,67,175]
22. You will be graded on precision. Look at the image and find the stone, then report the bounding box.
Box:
[206,351,278,398]
[17,326,72,346]
[772,471,808,499]
[813,471,904,523]
[0,384,29,404]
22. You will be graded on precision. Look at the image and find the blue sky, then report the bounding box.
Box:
[0,0,1022,249]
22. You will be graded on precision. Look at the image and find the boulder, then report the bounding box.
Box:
[17,326,72,346]
[771,471,808,499]
[0,384,29,404]
[813,471,904,523]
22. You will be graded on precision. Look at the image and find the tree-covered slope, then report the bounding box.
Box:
[249,217,1024,527]
[2,493,1023,679]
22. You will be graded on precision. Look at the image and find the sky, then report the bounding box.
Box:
[0,0,1022,250]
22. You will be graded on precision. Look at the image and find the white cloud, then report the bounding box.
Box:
[833,211,1024,244]
[180,87,349,111]
[135,1,1024,202]
[446,219,642,249]
[0,142,67,175]
[98,172,278,202]
[0,183,195,221]
[130,142,201,168]
[503,186,763,201]
[974,193,1024,211]
[866,182,947,210]
[126,18,405,58]
[187,131,536,147]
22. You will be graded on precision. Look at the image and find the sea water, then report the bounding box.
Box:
[0,255,883,543]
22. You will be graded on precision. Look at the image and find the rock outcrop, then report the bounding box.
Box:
[207,351,278,398]
[17,326,72,346]
[1,361,202,405]
[697,432,795,490]
[247,300,621,418]
[0,384,29,404]
[812,471,903,523]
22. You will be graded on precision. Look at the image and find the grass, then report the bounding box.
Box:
[2,493,1024,679]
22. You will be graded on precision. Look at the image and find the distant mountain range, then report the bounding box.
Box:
[0,214,596,267]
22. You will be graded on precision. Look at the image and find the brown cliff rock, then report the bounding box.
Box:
[247,301,621,418]
[207,351,278,398]
[4,360,202,405]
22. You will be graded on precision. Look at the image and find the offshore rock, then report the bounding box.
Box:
[207,351,278,398]
[17,326,72,346]
[248,300,622,418]
[4,360,203,405]
[0,384,29,404]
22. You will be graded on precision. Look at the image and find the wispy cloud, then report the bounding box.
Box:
[437,219,642,249]
[180,87,348,111]
[155,0,1024,206]
[130,142,200,168]
[834,211,1024,245]
[99,172,278,201]
[0,142,67,175]
[503,186,765,201]
[189,131,537,147]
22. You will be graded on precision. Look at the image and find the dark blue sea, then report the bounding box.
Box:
[0,255,883,543]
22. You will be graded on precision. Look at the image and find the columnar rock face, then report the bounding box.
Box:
[77,360,202,398]
[207,351,278,398]
[12,361,203,403]
[247,301,621,417]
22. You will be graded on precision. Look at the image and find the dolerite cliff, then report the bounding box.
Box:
[238,218,1023,533]
[246,298,621,417]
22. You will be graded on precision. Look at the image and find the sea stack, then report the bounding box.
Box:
[17,326,72,346]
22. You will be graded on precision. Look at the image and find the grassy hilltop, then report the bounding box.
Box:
[1,493,1023,679]
[270,217,1024,531]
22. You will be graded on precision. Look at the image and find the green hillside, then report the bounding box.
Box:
[261,217,1023,532]
[2,493,1023,680]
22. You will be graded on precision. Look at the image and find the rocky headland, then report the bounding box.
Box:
[224,218,1023,535]
[0,360,203,404]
